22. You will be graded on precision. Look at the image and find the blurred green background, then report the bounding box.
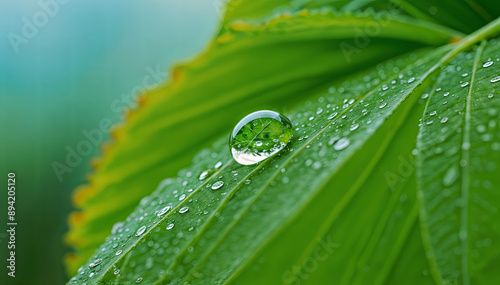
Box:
[0,1,219,284]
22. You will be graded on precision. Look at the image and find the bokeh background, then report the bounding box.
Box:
[0,1,220,284]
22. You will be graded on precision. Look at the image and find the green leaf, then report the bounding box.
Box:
[221,0,371,24]
[68,11,500,282]
[416,39,500,284]
[390,0,495,33]
[65,8,458,273]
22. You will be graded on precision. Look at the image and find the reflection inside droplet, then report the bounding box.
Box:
[229,110,292,165]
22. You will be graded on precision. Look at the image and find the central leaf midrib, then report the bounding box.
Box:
[458,39,486,285]
[240,118,275,154]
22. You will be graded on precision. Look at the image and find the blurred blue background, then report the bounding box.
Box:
[0,1,219,284]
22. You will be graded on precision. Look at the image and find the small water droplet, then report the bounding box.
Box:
[312,161,322,169]
[199,170,213,180]
[166,223,174,230]
[490,76,500,83]
[461,82,469,87]
[379,103,387,109]
[476,125,486,133]
[488,94,494,99]
[461,73,468,77]
[483,61,493,67]
[212,181,224,190]
[440,117,448,124]
[491,142,500,151]
[111,222,124,234]
[229,110,292,165]
[116,250,122,256]
[327,112,338,120]
[442,166,459,187]
[179,206,189,214]
[350,123,359,131]
[462,142,471,150]
[333,138,350,150]
[135,226,147,236]
[214,161,223,169]
[88,259,102,269]
[459,230,468,241]
[136,277,143,284]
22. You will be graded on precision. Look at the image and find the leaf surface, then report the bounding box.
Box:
[69,25,496,281]
[66,9,457,273]
[416,38,500,285]
[65,1,500,284]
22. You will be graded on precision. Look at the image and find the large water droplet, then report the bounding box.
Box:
[214,161,223,169]
[229,110,292,165]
